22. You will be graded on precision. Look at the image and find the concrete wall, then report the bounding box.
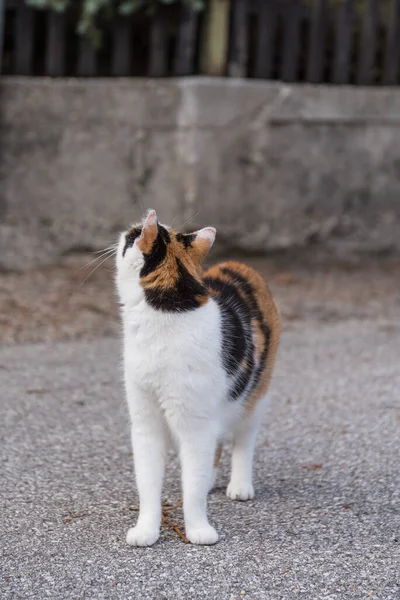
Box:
[1,77,400,269]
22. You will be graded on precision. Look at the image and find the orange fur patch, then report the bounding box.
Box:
[141,244,179,290]
[140,227,206,293]
[251,318,265,363]
[190,239,212,263]
[136,221,158,254]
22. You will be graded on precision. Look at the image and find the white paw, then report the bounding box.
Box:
[186,524,219,545]
[227,481,255,501]
[126,526,159,547]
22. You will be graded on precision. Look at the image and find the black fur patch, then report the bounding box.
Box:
[230,356,255,400]
[204,275,256,400]
[144,258,208,312]
[140,225,171,278]
[204,271,271,402]
[176,233,196,249]
[220,268,261,316]
[122,226,142,257]
[219,304,247,373]
[203,276,253,329]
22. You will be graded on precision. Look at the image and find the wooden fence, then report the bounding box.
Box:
[1,0,400,85]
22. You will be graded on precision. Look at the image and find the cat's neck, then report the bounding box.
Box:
[140,258,209,313]
[122,290,217,338]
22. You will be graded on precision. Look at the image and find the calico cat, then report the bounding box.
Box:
[116,210,280,546]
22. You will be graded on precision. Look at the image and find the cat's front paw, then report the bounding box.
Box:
[126,526,159,547]
[186,524,219,545]
[226,481,255,501]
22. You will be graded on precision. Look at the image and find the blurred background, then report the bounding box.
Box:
[0,0,399,342]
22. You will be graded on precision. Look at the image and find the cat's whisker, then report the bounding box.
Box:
[177,211,200,231]
[169,214,178,228]
[81,252,116,274]
[83,246,116,262]
[79,252,116,286]
[93,244,118,255]
[79,248,117,272]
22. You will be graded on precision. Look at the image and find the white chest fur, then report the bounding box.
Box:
[122,298,228,422]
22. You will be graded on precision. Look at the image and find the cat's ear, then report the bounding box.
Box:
[191,227,216,261]
[137,209,158,254]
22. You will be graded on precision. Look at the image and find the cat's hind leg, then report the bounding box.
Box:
[226,399,266,501]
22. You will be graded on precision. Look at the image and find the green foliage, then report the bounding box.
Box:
[25,0,205,48]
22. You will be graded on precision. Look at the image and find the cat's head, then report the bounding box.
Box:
[116,209,216,309]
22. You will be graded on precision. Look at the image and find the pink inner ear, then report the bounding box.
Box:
[197,227,216,245]
[142,209,158,231]
[203,227,216,235]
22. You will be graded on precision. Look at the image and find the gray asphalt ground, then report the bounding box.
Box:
[1,314,399,599]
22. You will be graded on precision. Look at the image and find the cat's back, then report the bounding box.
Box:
[203,261,280,408]
[203,260,279,334]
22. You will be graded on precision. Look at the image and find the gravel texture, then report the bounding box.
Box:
[1,257,399,599]
[1,323,400,599]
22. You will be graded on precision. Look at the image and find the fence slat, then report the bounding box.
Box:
[77,38,96,77]
[229,0,248,77]
[174,3,198,76]
[15,0,34,74]
[46,11,65,76]
[384,0,400,85]
[280,0,302,82]
[356,0,379,85]
[306,0,328,83]
[5,0,400,86]
[332,0,355,84]
[255,0,277,79]
[112,15,132,76]
[149,7,167,76]
[0,0,5,74]
[200,0,230,75]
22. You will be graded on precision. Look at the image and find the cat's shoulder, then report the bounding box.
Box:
[203,260,279,326]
